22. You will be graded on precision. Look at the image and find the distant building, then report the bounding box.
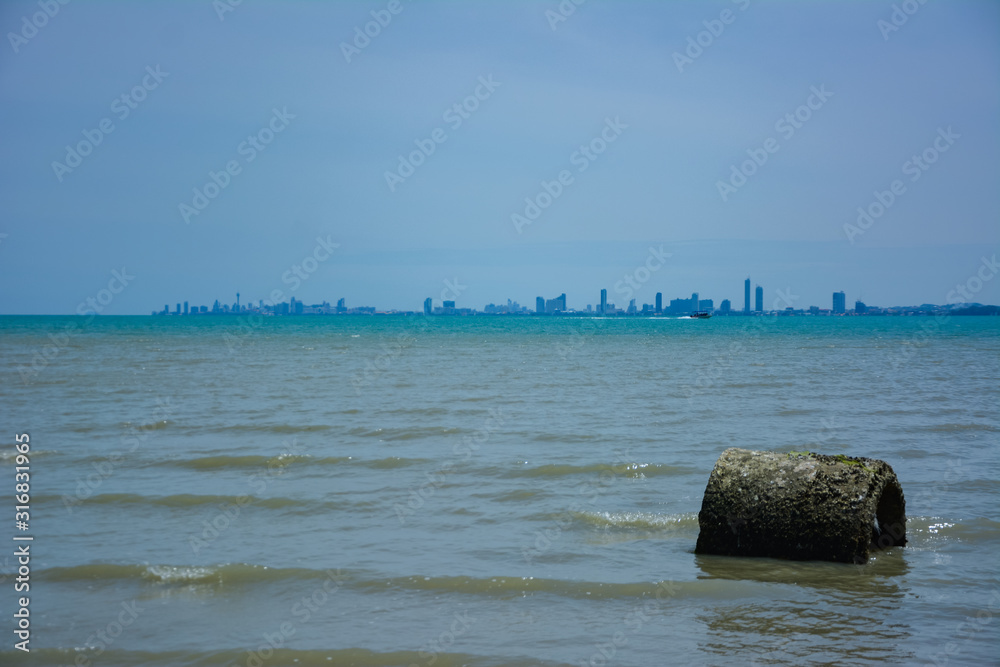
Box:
[337,298,346,314]
[744,277,751,314]
[691,292,699,312]
[423,298,432,315]
[536,297,545,314]
[600,289,607,314]
[655,292,662,314]
[544,293,566,314]
[443,300,455,309]
[855,300,867,314]
[627,299,637,314]
[755,285,763,313]
[720,299,731,314]
[667,297,688,315]
[833,291,846,314]
[183,301,189,315]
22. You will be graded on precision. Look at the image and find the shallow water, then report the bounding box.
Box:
[1,315,998,666]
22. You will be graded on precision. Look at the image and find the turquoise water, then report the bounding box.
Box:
[1,315,998,666]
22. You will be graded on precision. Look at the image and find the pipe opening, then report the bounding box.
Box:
[871,478,907,550]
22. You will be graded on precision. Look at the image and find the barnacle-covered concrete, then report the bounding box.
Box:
[695,448,906,564]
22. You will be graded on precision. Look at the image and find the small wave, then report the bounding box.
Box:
[921,423,998,433]
[895,448,933,459]
[34,563,680,601]
[503,462,694,479]
[367,456,433,469]
[529,432,601,443]
[367,574,678,600]
[85,453,440,473]
[479,489,544,502]
[117,420,170,433]
[574,511,700,531]
[200,424,334,434]
[37,562,344,586]
[907,516,1000,544]
[40,493,318,511]
[33,562,690,602]
[346,426,461,441]
[165,454,342,471]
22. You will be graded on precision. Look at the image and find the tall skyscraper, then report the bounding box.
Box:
[423,297,432,315]
[600,289,607,314]
[755,285,763,313]
[183,301,188,315]
[655,292,662,314]
[833,291,846,314]
[720,299,731,314]
[692,292,699,312]
[744,277,751,314]
[536,297,544,314]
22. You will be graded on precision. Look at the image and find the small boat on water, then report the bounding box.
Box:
[690,311,712,319]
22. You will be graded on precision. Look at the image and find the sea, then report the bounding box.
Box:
[0,314,998,667]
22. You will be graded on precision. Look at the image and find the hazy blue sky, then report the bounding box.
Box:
[1,0,997,313]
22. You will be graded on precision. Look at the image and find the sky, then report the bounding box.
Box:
[0,0,998,314]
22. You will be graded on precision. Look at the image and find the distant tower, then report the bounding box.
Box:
[236,292,240,309]
[744,277,751,314]
[692,292,699,312]
[183,301,189,315]
[655,292,662,314]
[833,291,846,314]
[755,285,763,313]
[720,299,731,314]
[536,297,544,314]
[423,298,432,315]
[600,289,607,315]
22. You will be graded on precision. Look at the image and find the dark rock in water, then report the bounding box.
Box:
[695,448,906,564]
